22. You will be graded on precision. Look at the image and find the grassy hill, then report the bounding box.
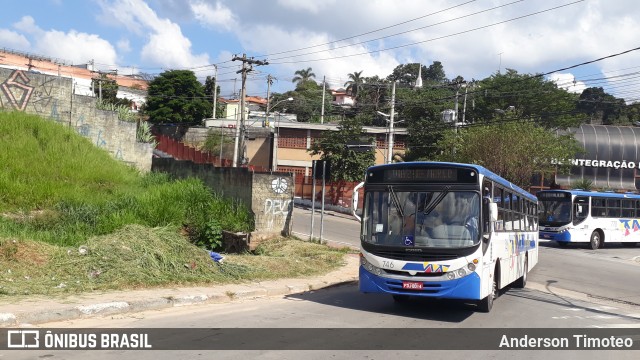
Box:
[0,111,348,297]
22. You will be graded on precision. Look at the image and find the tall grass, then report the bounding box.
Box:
[0,111,141,210]
[0,111,253,247]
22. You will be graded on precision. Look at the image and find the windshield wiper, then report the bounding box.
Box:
[422,186,451,216]
[388,185,404,218]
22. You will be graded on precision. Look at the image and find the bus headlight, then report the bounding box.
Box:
[361,257,384,276]
[446,262,477,280]
[446,272,456,280]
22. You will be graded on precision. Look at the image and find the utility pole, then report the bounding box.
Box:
[387,81,396,164]
[321,75,326,124]
[212,65,218,119]
[266,74,273,120]
[462,82,469,124]
[232,54,268,167]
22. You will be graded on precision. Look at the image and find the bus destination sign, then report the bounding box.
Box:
[384,168,458,182]
[537,192,571,200]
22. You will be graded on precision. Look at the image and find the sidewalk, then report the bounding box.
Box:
[0,254,360,327]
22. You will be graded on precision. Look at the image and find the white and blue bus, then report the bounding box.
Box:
[358,162,538,312]
[538,189,640,249]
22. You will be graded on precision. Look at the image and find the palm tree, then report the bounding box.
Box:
[344,70,364,102]
[292,67,316,87]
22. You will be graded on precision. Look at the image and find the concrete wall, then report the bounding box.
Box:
[0,68,152,172]
[151,157,294,237]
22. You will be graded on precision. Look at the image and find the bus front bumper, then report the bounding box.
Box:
[359,266,482,300]
[539,230,571,242]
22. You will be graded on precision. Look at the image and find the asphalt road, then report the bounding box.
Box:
[14,283,640,360]
[292,205,640,305]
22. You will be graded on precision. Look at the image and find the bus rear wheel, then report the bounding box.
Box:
[589,231,602,250]
[514,255,528,288]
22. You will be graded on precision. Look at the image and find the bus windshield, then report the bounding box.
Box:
[538,199,572,226]
[362,190,480,248]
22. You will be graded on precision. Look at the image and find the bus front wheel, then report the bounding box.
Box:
[392,294,410,302]
[589,231,602,250]
[478,271,498,313]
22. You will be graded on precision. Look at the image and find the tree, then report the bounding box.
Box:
[393,85,456,160]
[277,80,331,123]
[92,73,119,104]
[424,61,447,83]
[387,62,447,86]
[433,121,582,188]
[577,87,626,125]
[292,67,316,88]
[467,69,582,129]
[309,117,375,183]
[144,70,211,124]
[344,70,365,101]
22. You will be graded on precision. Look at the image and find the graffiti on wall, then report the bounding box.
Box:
[262,177,292,231]
[0,70,57,114]
[1,70,33,111]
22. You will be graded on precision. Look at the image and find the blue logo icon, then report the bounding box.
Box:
[403,236,414,246]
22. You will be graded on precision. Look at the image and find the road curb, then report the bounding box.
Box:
[0,257,360,327]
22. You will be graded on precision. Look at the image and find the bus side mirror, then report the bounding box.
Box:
[489,203,498,222]
[352,181,364,222]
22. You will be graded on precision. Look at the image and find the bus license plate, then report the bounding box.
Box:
[402,281,423,290]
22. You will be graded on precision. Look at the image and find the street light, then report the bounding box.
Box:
[267,97,294,120]
[271,97,294,171]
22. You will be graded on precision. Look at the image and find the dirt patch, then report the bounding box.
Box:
[0,239,51,266]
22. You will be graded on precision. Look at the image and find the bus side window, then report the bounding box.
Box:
[606,198,621,218]
[495,188,504,231]
[592,198,606,217]
[622,200,634,218]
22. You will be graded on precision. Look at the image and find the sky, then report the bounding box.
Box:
[2,0,640,103]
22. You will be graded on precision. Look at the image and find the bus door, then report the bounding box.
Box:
[572,196,590,240]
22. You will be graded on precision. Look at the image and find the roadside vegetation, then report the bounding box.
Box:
[0,111,349,297]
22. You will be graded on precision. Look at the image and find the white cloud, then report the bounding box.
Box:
[11,16,118,68]
[117,38,132,53]
[38,30,118,68]
[190,1,237,31]
[98,0,210,69]
[236,24,399,95]
[276,0,337,14]
[548,73,587,94]
[0,29,30,50]
[13,16,39,34]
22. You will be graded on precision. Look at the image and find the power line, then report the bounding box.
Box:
[268,1,585,65]
[255,0,479,58]
[264,0,524,63]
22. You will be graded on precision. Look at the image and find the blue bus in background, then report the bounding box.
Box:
[538,189,640,249]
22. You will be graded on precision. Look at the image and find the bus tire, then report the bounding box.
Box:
[514,255,528,288]
[589,231,602,250]
[392,294,410,302]
[478,268,498,313]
